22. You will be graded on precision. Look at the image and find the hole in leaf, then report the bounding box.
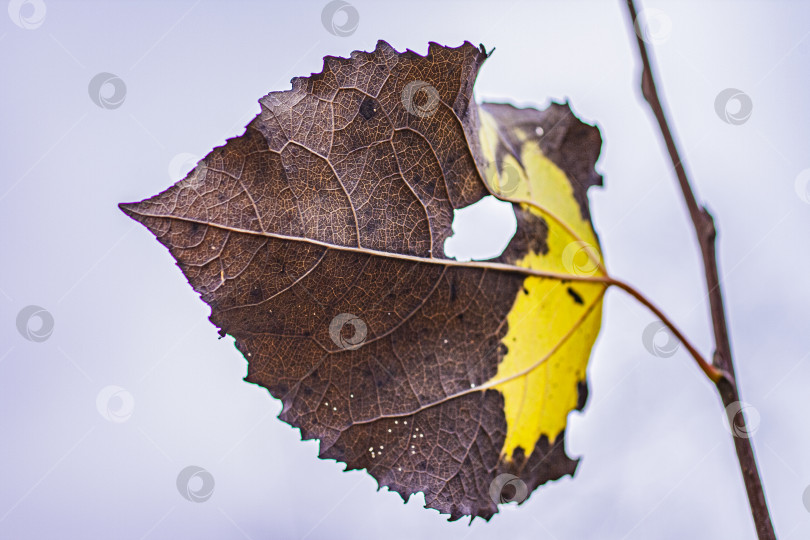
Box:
[443,195,516,261]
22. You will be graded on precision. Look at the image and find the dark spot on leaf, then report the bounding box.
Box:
[567,287,584,305]
[359,96,377,120]
[249,286,262,301]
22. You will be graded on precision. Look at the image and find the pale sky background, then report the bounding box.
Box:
[1,1,809,539]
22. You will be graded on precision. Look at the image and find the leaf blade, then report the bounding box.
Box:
[120,40,604,520]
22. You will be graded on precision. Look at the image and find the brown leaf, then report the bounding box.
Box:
[120,40,604,521]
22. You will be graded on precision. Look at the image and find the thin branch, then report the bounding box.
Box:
[624,1,776,538]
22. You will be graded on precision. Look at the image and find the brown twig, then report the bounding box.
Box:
[623,1,776,538]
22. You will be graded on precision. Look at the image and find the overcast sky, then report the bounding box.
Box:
[1,1,809,539]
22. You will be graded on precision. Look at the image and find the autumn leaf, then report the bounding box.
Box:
[119,40,604,521]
